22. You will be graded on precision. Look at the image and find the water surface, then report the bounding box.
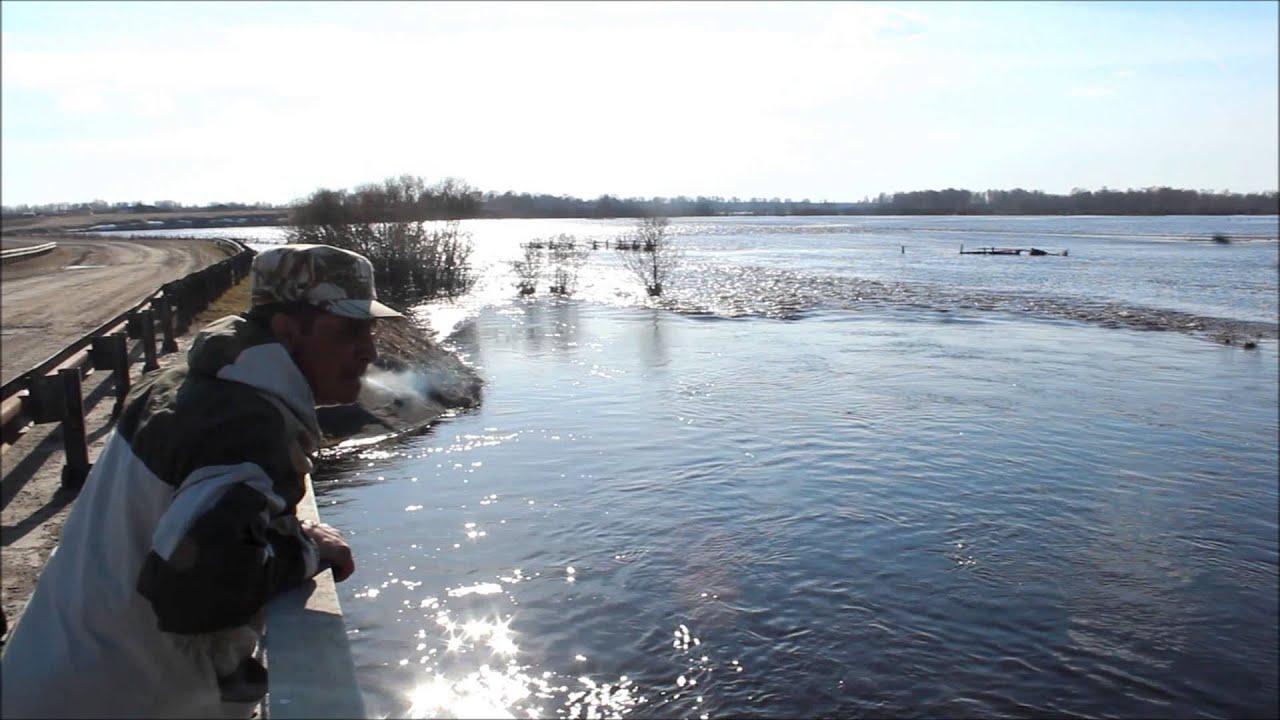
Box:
[317,302,1277,719]
[116,217,1279,717]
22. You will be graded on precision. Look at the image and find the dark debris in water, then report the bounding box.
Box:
[655,261,1275,348]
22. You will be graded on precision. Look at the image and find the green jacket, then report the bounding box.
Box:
[2,314,323,718]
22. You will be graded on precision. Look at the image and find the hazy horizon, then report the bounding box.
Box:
[4,183,1278,214]
[2,1,1277,207]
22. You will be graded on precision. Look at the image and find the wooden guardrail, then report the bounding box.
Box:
[0,240,256,488]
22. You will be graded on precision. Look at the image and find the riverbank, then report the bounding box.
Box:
[1,209,289,236]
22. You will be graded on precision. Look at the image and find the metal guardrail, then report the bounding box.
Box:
[2,236,367,714]
[0,241,57,263]
[0,239,257,471]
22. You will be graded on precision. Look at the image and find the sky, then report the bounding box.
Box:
[1,0,1277,207]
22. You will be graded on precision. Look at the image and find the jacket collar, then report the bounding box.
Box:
[187,315,321,444]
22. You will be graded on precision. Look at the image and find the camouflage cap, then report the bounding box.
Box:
[250,244,403,319]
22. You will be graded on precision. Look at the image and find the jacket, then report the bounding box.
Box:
[1,315,323,719]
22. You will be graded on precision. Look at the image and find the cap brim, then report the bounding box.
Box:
[324,298,404,319]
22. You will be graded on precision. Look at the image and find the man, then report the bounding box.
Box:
[1,244,402,718]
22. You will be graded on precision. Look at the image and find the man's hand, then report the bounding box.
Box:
[302,520,355,583]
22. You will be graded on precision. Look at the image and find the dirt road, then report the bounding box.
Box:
[1,235,233,385]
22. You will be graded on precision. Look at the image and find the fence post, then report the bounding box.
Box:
[140,309,159,372]
[182,280,196,331]
[109,332,130,418]
[201,273,215,309]
[172,282,191,335]
[59,368,91,491]
[157,295,178,353]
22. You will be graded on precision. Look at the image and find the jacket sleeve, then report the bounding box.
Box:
[136,462,320,635]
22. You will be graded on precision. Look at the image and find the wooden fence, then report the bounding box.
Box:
[0,239,255,489]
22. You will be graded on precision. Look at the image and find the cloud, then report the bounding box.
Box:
[131,92,176,119]
[1070,85,1117,98]
[873,8,930,38]
[56,86,105,113]
[823,3,931,46]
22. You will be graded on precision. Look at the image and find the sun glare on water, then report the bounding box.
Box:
[399,609,642,719]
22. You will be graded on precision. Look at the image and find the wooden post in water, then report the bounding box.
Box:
[59,368,90,491]
[140,309,159,372]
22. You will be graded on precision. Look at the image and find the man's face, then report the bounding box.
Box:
[289,312,378,405]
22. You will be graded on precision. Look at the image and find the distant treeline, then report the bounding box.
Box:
[7,181,1278,221]
[292,178,1280,223]
[866,187,1279,216]
[0,199,282,218]
[481,188,1279,217]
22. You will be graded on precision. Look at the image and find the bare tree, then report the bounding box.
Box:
[285,218,475,305]
[286,176,481,305]
[618,217,682,296]
[546,234,587,295]
[509,243,543,295]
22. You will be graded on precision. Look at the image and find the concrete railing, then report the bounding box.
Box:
[264,478,367,718]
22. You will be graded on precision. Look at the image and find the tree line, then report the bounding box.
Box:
[6,182,1277,221]
[1,199,282,218]
[869,187,1278,216]
[289,179,1278,221]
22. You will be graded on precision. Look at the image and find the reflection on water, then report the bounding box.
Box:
[276,215,1280,718]
[636,311,670,370]
[113,215,1278,338]
[395,604,645,720]
[113,219,1276,715]
[319,297,1278,719]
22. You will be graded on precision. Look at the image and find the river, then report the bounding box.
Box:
[108,216,1278,718]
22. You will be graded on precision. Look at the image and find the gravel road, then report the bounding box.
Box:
[1,236,233,385]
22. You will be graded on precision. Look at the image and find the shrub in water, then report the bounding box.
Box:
[618,217,683,296]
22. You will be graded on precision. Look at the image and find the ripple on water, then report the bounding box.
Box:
[329,283,1277,719]
[649,261,1276,346]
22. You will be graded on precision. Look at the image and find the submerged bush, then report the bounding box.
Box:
[513,234,587,296]
[545,234,587,295]
[618,217,683,296]
[510,243,543,295]
[286,176,480,306]
[285,176,483,305]
[284,219,476,306]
